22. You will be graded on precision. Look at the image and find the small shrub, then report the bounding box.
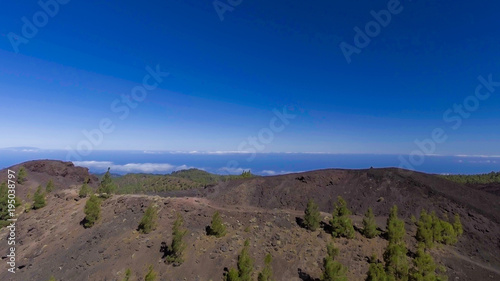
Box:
[208,211,226,237]
[165,213,187,265]
[366,254,387,281]
[138,204,158,234]
[46,180,55,193]
[33,186,46,210]
[79,182,92,198]
[322,241,347,281]
[83,195,101,228]
[123,268,132,281]
[304,198,321,231]
[362,208,379,238]
[238,239,253,281]
[144,265,157,281]
[258,253,275,281]
[97,167,116,198]
[17,167,27,184]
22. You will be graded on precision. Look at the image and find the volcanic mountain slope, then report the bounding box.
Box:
[0,160,499,281]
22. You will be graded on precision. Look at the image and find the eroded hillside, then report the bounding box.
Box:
[1,161,499,281]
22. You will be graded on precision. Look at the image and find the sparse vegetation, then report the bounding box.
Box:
[362,208,379,238]
[330,196,355,238]
[208,211,226,237]
[144,265,157,281]
[97,167,116,198]
[321,241,348,281]
[165,213,187,265]
[79,182,92,198]
[441,171,500,184]
[33,185,47,210]
[83,194,101,228]
[258,253,275,281]
[304,198,321,231]
[17,166,27,184]
[0,182,21,227]
[112,169,258,194]
[46,179,55,193]
[47,276,57,281]
[138,204,158,234]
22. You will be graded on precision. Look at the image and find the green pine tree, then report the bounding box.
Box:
[362,208,380,238]
[409,244,447,281]
[0,182,21,227]
[208,211,227,237]
[83,194,101,228]
[33,185,47,210]
[97,167,116,198]
[258,253,275,281]
[384,205,409,281]
[330,196,355,238]
[144,265,157,281]
[79,182,91,198]
[416,210,434,249]
[304,198,321,231]
[366,254,388,281]
[430,211,443,244]
[322,241,348,281]
[166,213,187,265]
[238,239,254,281]
[17,167,27,184]
[384,243,409,281]
[387,205,405,244]
[440,220,457,245]
[138,204,158,234]
[46,180,55,193]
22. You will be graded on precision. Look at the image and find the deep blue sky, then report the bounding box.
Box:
[1,0,499,155]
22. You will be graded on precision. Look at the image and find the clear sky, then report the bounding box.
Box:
[0,0,499,155]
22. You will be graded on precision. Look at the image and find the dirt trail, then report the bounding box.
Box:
[448,249,500,275]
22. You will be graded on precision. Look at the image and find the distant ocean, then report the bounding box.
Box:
[0,149,499,176]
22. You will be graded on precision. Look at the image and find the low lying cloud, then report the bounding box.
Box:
[260,170,297,176]
[73,161,193,174]
[217,166,251,175]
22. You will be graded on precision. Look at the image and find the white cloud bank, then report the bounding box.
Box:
[73,161,193,174]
